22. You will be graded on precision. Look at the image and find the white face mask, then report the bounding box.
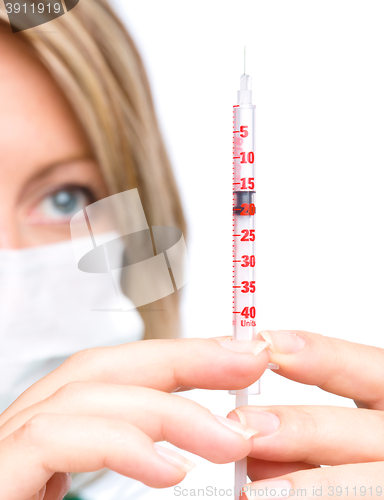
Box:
[0,237,144,411]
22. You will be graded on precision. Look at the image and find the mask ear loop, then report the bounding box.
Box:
[102,243,125,311]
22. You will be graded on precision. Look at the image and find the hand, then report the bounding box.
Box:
[0,337,269,500]
[226,330,384,500]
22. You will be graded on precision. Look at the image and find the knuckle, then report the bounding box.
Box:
[364,408,384,447]
[50,380,89,403]
[315,471,333,492]
[16,413,52,446]
[301,408,319,437]
[286,406,319,461]
[287,406,316,434]
[61,346,112,380]
[64,348,96,369]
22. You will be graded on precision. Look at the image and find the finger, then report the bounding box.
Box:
[241,462,384,500]
[27,486,46,500]
[44,473,72,500]
[0,383,259,464]
[0,338,269,425]
[354,400,370,409]
[258,330,384,409]
[247,457,319,482]
[0,413,195,500]
[228,404,384,465]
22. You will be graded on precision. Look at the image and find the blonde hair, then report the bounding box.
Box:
[0,0,186,340]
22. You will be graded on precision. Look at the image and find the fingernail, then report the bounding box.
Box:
[219,340,269,356]
[228,409,280,437]
[214,415,259,440]
[30,486,47,500]
[242,479,292,499]
[211,335,233,341]
[258,331,305,354]
[154,444,196,473]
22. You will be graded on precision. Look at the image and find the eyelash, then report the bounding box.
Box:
[27,184,98,225]
[52,184,97,204]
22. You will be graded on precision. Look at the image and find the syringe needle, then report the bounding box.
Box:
[244,45,246,74]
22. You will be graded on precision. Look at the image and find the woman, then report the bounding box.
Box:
[0,1,269,498]
[1,2,384,500]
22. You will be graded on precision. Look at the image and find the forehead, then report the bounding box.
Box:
[0,27,89,175]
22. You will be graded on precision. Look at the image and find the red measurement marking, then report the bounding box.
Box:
[233,260,241,262]
[240,125,248,138]
[233,130,240,133]
[233,286,241,288]
[240,229,255,241]
[233,311,241,314]
[233,156,240,159]
[233,105,239,107]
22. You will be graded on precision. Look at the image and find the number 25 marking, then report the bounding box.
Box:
[240,229,255,241]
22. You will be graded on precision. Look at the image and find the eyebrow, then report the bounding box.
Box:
[28,156,94,183]
[17,155,95,203]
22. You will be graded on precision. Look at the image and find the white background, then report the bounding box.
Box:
[111,1,384,497]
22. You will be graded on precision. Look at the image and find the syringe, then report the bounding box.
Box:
[231,71,278,499]
[231,71,258,499]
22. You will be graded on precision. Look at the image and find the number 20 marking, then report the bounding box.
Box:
[240,203,255,215]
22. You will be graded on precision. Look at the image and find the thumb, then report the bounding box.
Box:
[44,473,72,500]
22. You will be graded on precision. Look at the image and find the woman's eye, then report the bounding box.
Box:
[27,187,93,224]
[50,190,83,214]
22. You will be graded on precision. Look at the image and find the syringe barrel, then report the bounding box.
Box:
[231,92,259,395]
[232,103,256,339]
